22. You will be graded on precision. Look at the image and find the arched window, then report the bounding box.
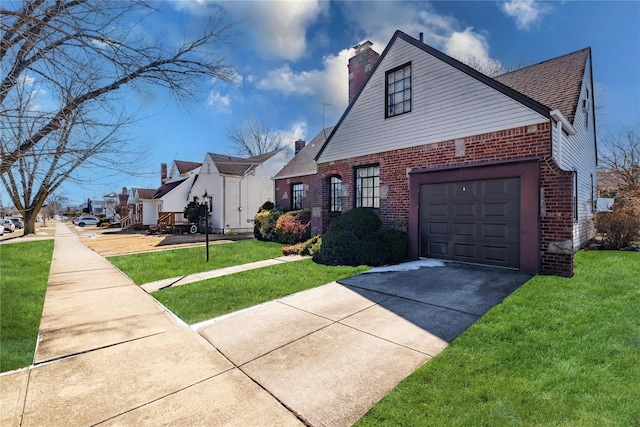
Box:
[329,176,342,212]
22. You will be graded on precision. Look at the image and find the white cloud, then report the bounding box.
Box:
[341,2,504,74]
[500,0,551,30]
[172,0,326,61]
[206,91,231,113]
[276,120,307,151]
[257,48,352,109]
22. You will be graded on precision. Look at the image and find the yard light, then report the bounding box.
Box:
[203,191,210,262]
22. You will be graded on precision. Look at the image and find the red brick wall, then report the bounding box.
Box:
[315,122,575,276]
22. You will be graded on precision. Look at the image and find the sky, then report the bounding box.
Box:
[31,0,640,206]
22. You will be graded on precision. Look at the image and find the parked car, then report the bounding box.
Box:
[0,223,4,236]
[9,218,23,229]
[73,215,100,227]
[1,219,15,232]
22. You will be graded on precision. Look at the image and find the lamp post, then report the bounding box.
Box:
[203,191,210,262]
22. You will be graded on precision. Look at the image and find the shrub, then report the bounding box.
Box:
[382,229,409,264]
[282,242,304,256]
[594,191,640,250]
[300,235,322,256]
[338,208,382,238]
[258,200,275,212]
[275,210,311,244]
[355,238,386,266]
[254,208,281,241]
[314,229,360,265]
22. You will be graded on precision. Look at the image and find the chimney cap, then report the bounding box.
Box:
[352,40,373,54]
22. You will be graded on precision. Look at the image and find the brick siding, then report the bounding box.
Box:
[314,122,575,276]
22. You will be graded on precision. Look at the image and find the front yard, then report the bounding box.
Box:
[1,237,637,426]
[356,250,639,426]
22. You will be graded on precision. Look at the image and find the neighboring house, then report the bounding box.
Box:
[129,188,157,226]
[311,30,596,277]
[103,192,119,218]
[189,149,293,233]
[274,127,335,233]
[131,160,202,227]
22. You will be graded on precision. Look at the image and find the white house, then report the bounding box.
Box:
[189,149,293,233]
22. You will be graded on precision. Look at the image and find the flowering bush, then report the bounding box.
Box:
[275,210,311,244]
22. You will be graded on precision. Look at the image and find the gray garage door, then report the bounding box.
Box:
[419,177,520,268]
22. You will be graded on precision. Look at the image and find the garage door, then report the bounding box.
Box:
[419,177,520,268]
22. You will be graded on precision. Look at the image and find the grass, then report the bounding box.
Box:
[108,239,284,284]
[355,250,640,427]
[0,240,54,373]
[152,259,370,324]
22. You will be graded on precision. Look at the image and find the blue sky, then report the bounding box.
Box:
[50,0,640,206]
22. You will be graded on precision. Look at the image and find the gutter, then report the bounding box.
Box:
[550,109,576,136]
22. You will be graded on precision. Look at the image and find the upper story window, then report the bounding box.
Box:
[355,165,380,208]
[292,183,303,210]
[386,63,411,118]
[329,176,342,212]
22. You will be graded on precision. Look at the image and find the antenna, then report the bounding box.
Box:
[316,101,336,135]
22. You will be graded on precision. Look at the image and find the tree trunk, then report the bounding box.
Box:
[23,210,37,235]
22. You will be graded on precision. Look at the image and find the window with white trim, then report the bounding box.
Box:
[355,165,380,208]
[386,63,411,118]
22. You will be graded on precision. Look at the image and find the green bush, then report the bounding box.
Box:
[338,208,382,238]
[254,208,281,241]
[258,200,275,212]
[314,229,360,265]
[355,238,386,266]
[300,235,322,256]
[275,210,311,244]
[382,229,408,264]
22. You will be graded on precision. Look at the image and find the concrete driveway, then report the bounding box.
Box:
[197,260,532,426]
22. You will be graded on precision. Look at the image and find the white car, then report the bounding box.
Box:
[0,219,15,232]
[73,215,100,227]
[0,223,4,236]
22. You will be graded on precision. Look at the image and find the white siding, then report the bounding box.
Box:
[552,57,598,249]
[161,175,197,212]
[318,38,548,163]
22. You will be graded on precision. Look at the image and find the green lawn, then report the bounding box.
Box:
[0,240,54,373]
[152,259,370,324]
[108,239,284,284]
[356,250,640,427]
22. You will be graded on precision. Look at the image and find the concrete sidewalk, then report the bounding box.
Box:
[1,221,530,426]
[0,222,302,426]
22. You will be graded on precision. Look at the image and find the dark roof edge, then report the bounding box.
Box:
[315,30,553,163]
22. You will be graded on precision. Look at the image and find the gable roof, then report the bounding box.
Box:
[316,30,589,162]
[274,127,334,180]
[136,188,157,200]
[174,160,201,174]
[494,48,590,124]
[153,179,186,199]
[208,149,282,176]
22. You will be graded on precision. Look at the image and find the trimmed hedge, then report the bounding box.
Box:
[275,210,311,244]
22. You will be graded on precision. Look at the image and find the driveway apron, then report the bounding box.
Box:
[1,222,532,427]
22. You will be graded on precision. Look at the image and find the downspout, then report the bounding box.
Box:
[222,175,226,234]
[550,109,576,171]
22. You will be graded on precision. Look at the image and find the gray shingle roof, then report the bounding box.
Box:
[174,160,201,174]
[274,127,334,179]
[208,149,282,176]
[136,188,157,200]
[494,48,590,124]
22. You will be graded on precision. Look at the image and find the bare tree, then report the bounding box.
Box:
[1,1,235,234]
[599,125,640,197]
[227,116,284,157]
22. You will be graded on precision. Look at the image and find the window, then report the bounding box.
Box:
[329,176,342,212]
[355,165,380,208]
[386,63,411,118]
[292,183,303,210]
